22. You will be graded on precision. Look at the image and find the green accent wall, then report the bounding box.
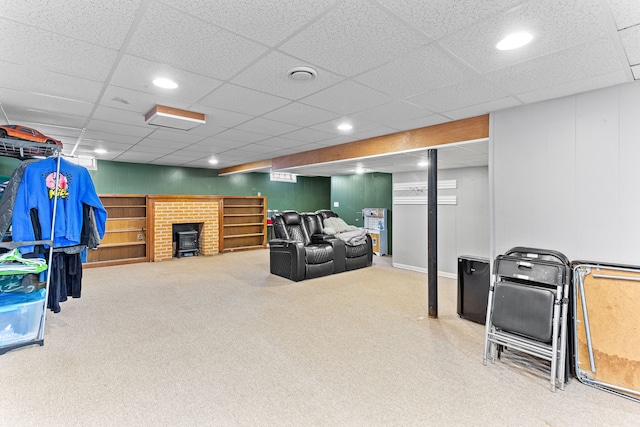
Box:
[330,172,393,253]
[89,160,330,212]
[0,157,330,214]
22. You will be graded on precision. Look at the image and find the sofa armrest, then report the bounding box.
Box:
[310,233,336,243]
[269,239,306,281]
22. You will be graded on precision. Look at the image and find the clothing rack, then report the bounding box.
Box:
[0,137,62,354]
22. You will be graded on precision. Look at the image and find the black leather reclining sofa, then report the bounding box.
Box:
[269,210,373,281]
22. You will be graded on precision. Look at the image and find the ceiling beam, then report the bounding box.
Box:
[218,114,489,175]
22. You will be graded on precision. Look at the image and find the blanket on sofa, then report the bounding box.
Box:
[323,217,367,246]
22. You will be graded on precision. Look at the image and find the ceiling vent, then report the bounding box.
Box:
[287,66,317,82]
[144,105,205,130]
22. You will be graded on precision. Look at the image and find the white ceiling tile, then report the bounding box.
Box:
[355,44,477,98]
[301,80,394,115]
[406,77,509,113]
[280,128,336,143]
[110,55,223,103]
[350,101,433,126]
[87,119,153,138]
[377,0,525,39]
[214,129,270,144]
[92,105,147,127]
[182,159,219,169]
[100,86,192,114]
[438,0,610,73]
[126,144,176,155]
[516,70,629,104]
[161,0,338,45]
[484,38,626,95]
[235,143,284,154]
[0,104,87,131]
[140,129,204,144]
[232,51,344,100]
[0,18,117,81]
[200,84,290,116]
[386,114,451,132]
[114,151,162,163]
[279,0,429,76]
[0,0,144,49]
[0,61,103,104]
[606,0,640,30]
[235,118,301,136]
[126,2,268,79]
[217,150,265,163]
[155,152,204,162]
[134,138,193,149]
[262,103,341,127]
[184,138,243,153]
[180,123,228,138]
[0,0,635,175]
[0,88,93,119]
[189,105,253,129]
[251,137,307,150]
[619,25,640,65]
[311,117,379,135]
[80,135,138,150]
[443,97,521,120]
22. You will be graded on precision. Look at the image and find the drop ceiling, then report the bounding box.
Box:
[0,0,638,176]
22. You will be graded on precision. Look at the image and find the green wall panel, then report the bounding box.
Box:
[0,157,330,214]
[330,172,393,253]
[89,160,330,212]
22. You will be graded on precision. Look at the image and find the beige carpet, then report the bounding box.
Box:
[1,250,638,426]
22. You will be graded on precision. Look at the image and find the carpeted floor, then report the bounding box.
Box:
[1,250,638,426]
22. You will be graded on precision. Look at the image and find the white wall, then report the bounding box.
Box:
[491,80,640,264]
[392,166,490,276]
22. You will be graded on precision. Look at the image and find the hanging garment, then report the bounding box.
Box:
[11,157,107,254]
[47,252,82,313]
[0,159,38,240]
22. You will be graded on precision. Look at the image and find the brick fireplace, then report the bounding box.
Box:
[148,196,220,261]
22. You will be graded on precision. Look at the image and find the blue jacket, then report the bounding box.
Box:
[12,157,107,253]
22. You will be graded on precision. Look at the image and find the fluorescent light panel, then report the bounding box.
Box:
[144,105,206,130]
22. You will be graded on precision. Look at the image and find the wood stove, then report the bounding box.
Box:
[175,230,198,258]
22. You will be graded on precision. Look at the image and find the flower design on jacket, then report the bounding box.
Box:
[44,171,70,199]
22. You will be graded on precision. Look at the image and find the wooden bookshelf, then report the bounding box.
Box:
[85,194,149,267]
[220,196,266,253]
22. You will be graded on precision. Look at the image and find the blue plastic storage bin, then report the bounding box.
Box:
[0,289,45,347]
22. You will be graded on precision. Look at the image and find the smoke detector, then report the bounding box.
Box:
[287,66,317,82]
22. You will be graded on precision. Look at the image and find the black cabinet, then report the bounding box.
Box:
[457,256,490,324]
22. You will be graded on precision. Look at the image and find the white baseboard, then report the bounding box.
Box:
[391,263,457,280]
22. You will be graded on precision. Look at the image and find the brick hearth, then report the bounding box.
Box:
[149,196,220,261]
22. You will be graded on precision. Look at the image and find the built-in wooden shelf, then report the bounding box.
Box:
[85,195,148,268]
[220,196,266,253]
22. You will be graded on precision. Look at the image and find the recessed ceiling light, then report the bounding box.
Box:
[337,123,353,131]
[287,66,317,82]
[208,158,219,165]
[94,148,107,154]
[153,78,178,89]
[418,160,428,167]
[354,167,365,174]
[496,32,533,50]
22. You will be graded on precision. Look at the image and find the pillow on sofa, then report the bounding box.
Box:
[323,217,358,233]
